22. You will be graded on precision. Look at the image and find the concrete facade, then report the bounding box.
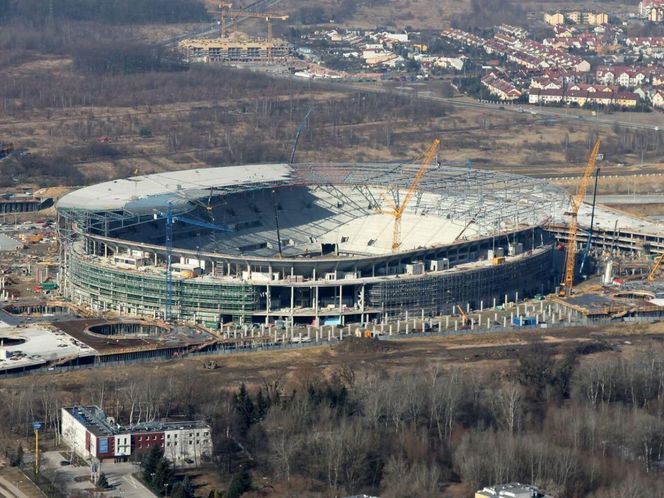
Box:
[61,406,212,466]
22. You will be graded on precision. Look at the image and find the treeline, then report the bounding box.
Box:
[0,0,209,24]
[293,0,391,25]
[1,77,448,185]
[451,0,526,30]
[73,41,187,75]
[2,345,664,496]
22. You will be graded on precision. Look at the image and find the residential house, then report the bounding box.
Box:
[528,88,565,104]
[639,0,664,21]
[482,75,522,100]
[652,88,664,107]
[544,12,565,25]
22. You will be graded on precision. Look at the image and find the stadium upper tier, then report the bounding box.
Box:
[57,163,572,258]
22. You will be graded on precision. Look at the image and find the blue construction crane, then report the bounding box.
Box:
[579,167,600,277]
[290,108,313,164]
[154,203,232,321]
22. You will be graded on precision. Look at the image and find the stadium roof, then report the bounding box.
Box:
[56,164,292,215]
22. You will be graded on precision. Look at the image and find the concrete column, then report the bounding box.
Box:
[389,324,393,336]
[454,320,458,331]
[470,318,474,330]
[397,320,401,333]
[515,291,519,303]
[307,326,311,340]
[446,316,449,328]
[466,302,470,313]
[314,286,319,317]
[503,316,507,327]
[493,297,497,309]
[480,300,484,311]
[505,294,508,305]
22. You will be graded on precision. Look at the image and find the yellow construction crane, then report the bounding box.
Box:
[381,139,441,252]
[456,304,470,326]
[647,253,664,282]
[560,139,601,296]
[226,9,289,60]
[214,2,234,39]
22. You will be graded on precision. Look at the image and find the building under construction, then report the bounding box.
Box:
[179,32,291,63]
[55,156,573,326]
[179,6,291,64]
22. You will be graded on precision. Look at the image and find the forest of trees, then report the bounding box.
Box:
[0,0,209,24]
[2,343,664,496]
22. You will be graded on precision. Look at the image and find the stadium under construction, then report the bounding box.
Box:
[55,156,664,328]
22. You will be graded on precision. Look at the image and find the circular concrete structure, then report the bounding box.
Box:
[56,162,569,325]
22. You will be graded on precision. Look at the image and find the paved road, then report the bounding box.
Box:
[595,194,664,204]
[0,476,32,498]
[41,451,155,498]
[331,81,663,132]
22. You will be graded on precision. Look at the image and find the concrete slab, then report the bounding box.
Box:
[0,234,22,252]
[0,325,97,372]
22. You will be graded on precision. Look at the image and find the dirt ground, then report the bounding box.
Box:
[6,321,662,393]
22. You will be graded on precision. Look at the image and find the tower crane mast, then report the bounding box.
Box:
[154,204,232,321]
[560,139,601,296]
[382,139,441,252]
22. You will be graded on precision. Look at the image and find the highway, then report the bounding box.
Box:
[329,81,663,132]
[595,194,664,205]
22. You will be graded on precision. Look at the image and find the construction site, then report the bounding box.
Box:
[0,135,662,374]
[178,4,292,63]
[53,138,563,325]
